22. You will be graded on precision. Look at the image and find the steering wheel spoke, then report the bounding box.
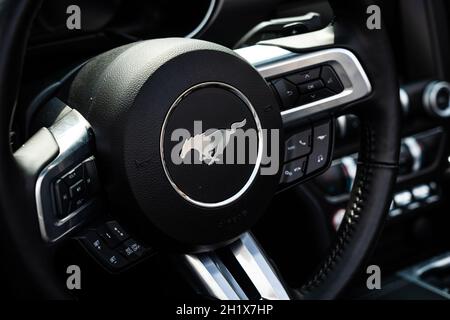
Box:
[14,99,102,242]
[236,45,372,125]
[236,43,372,190]
[182,233,290,300]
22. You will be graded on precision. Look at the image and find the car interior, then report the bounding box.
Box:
[1,0,450,301]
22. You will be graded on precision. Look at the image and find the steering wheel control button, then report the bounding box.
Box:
[103,252,128,270]
[82,231,127,270]
[105,221,129,243]
[119,239,145,261]
[97,228,120,248]
[69,179,86,199]
[81,222,148,270]
[54,179,71,217]
[298,88,335,105]
[321,66,344,93]
[306,121,332,174]
[284,129,312,161]
[271,65,344,109]
[62,164,84,186]
[97,223,128,248]
[298,80,324,94]
[280,158,306,184]
[83,159,100,195]
[272,78,299,108]
[286,67,321,84]
[93,245,128,270]
[83,231,106,252]
[50,157,101,220]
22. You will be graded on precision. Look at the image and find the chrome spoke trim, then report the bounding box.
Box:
[236,46,372,125]
[230,233,290,300]
[184,253,248,300]
[35,106,96,242]
[183,233,290,300]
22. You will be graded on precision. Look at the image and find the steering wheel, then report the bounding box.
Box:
[0,0,400,299]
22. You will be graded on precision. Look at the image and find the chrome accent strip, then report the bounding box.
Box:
[230,233,290,300]
[403,137,423,172]
[49,109,91,155]
[160,82,264,208]
[336,115,347,138]
[235,12,320,49]
[398,252,450,300]
[235,45,295,68]
[185,0,217,39]
[237,47,372,124]
[184,254,248,300]
[399,88,410,115]
[259,25,335,49]
[35,108,95,242]
[183,233,290,300]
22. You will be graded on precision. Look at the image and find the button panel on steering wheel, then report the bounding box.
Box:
[53,157,100,218]
[272,64,344,111]
[280,119,334,187]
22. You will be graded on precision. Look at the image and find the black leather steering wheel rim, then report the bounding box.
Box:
[0,0,70,299]
[293,0,401,299]
[0,0,400,299]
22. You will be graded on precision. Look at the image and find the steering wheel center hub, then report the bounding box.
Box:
[160,82,263,208]
[63,39,282,249]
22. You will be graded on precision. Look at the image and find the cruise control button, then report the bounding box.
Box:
[286,67,321,84]
[105,221,129,243]
[272,78,299,108]
[97,225,122,248]
[321,66,344,93]
[306,121,332,174]
[298,80,324,94]
[82,231,106,253]
[284,129,312,161]
[119,239,146,261]
[280,158,306,184]
[63,164,84,186]
[101,251,128,270]
[82,231,128,270]
[298,88,335,105]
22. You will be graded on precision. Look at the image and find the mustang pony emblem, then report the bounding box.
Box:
[179,119,247,165]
